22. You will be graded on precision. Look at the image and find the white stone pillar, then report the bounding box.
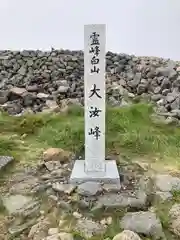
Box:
[84,24,106,174]
[70,24,120,185]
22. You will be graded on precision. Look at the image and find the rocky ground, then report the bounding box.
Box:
[1,49,180,121]
[0,148,180,240]
[1,50,180,239]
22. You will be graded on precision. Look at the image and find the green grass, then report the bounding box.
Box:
[0,103,180,170]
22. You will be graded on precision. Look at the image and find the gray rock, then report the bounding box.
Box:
[28,218,51,239]
[154,174,180,192]
[37,93,50,99]
[76,219,106,238]
[2,194,40,217]
[154,191,173,202]
[96,191,147,210]
[2,194,32,214]
[8,219,36,236]
[169,204,180,237]
[120,211,165,239]
[0,90,9,104]
[77,182,102,196]
[0,156,14,170]
[113,230,142,240]
[52,183,76,194]
[128,73,141,88]
[58,85,69,93]
[169,203,180,220]
[156,67,177,79]
[9,175,39,194]
[9,87,27,97]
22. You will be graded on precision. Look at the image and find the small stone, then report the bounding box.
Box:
[46,100,60,112]
[48,195,58,202]
[106,216,113,225]
[103,183,121,193]
[73,211,82,219]
[154,174,180,192]
[58,232,74,240]
[0,156,14,170]
[46,235,60,240]
[10,87,27,96]
[58,85,69,93]
[37,92,50,99]
[96,191,147,210]
[44,161,61,171]
[76,219,106,238]
[28,218,50,239]
[169,203,180,220]
[154,191,173,202]
[2,194,32,214]
[48,228,59,236]
[9,219,36,236]
[120,211,165,239]
[52,183,76,194]
[113,230,142,240]
[43,148,71,163]
[77,182,102,196]
[100,219,107,225]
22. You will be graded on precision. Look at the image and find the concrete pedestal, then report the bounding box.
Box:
[69,160,120,184]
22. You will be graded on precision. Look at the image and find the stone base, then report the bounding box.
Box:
[69,160,120,184]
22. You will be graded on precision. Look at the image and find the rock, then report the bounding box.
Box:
[76,219,106,238]
[154,174,180,192]
[9,87,27,98]
[45,100,60,112]
[58,232,74,240]
[102,183,121,193]
[2,194,33,214]
[43,148,71,163]
[96,191,147,210]
[28,218,51,240]
[9,219,36,236]
[169,203,180,220]
[44,161,61,171]
[156,67,177,79]
[72,211,82,219]
[0,90,9,104]
[113,230,142,240]
[3,194,40,218]
[9,175,39,194]
[154,191,173,202]
[45,235,60,240]
[120,211,165,239]
[77,182,102,196]
[52,183,76,194]
[169,204,180,237]
[48,228,59,236]
[0,155,14,170]
[169,218,180,237]
[37,93,50,99]
[58,85,69,93]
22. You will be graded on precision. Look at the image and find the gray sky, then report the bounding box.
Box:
[1,0,180,60]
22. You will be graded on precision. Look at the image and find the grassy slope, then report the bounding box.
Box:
[0,103,180,171]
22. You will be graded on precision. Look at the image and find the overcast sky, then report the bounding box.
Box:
[0,0,180,60]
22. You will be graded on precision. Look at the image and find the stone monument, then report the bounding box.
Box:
[70,24,120,184]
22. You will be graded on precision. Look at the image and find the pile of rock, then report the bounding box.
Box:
[0,49,180,116]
